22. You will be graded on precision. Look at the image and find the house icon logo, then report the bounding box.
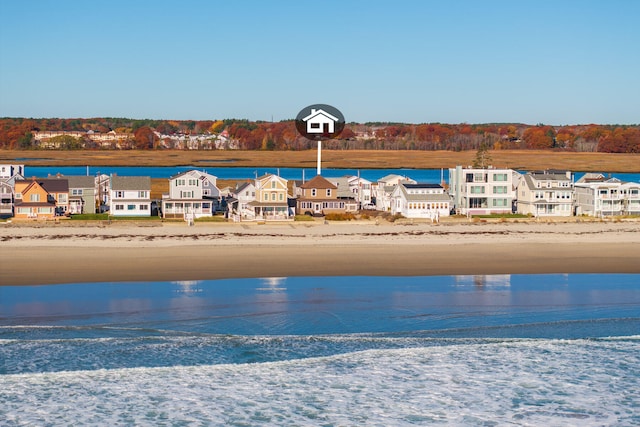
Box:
[295,104,345,140]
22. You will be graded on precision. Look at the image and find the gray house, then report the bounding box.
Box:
[67,176,97,214]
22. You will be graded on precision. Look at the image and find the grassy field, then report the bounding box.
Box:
[1,149,639,172]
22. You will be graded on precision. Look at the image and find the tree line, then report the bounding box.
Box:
[1,117,638,153]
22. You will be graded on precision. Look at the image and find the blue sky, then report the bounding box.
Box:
[1,0,638,124]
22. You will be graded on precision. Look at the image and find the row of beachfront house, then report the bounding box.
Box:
[1,164,639,221]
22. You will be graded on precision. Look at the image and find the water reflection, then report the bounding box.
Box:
[1,274,638,337]
[455,275,511,288]
[256,277,287,291]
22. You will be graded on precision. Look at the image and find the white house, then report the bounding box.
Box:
[448,166,516,215]
[516,170,573,217]
[0,164,25,217]
[302,108,339,134]
[229,181,257,220]
[0,164,24,179]
[162,170,220,219]
[375,174,416,211]
[346,175,373,208]
[390,183,451,220]
[110,176,151,217]
[574,177,640,217]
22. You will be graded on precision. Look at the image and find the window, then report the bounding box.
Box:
[271,181,276,188]
[493,173,508,182]
[279,193,284,201]
[271,193,276,201]
[203,189,210,196]
[492,198,508,207]
[72,189,83,196]
[15,192,22,199]
[115,204,124,211]
[311,189,316,197]
[493,186,507,194]
[127,205,136,210]
[176,179,185,186]
[115,191,124,198]
[469,198,487,208]
[58,194,67,203]
[38,207,52,213]
[139,204,148,211]
[535,191,544,199]
[474,173,485,182]
[470,186,485,194]
[326,189,332,197]
[188,179,198,186]
[30,194,40,202]
[202,203,210,209]
[138,191,147,198]
[165,203,173,209]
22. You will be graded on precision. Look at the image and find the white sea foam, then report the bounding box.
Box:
[2,338,638,426]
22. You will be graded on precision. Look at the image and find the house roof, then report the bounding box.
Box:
[111,176,151,191]
[397,185,451,202]
[35,178,69,193]
[66,176,95,188]
[299,175,337,189]
[326,177,354,198]
[529,171,571,181]
[403,183,443,189]
[235,182,255,193]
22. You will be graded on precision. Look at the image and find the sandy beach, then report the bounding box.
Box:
[1,219,639,286]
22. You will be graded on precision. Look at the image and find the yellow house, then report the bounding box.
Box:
[14,179,57,219]
[249,174,290,220]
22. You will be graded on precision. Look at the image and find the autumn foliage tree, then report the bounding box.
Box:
[134,126,158,149]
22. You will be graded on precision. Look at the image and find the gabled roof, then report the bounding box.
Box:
[299,175,337,189]
[235,181,255,193]
[111,176,151,191]
[169,169,217,183]
[378,174,405,183]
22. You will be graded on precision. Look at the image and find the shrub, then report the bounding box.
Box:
[324,212,356,221]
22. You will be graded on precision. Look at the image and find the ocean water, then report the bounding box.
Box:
[1,274,639,426]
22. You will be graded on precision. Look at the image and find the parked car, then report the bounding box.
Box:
[362,203,376,210]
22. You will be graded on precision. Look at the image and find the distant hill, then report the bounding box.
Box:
[1,117,638,153]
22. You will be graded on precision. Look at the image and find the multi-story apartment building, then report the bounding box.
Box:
[574,177,640,216]
[448,166,516,215]
[516,170,573,217]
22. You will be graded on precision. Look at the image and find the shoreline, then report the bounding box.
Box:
[2,221,639,286]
